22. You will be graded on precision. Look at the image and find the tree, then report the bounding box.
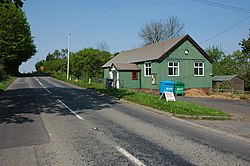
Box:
[165,15,185,40]
[206,45,224,62]
[238,32,250,90]
[71,48,112,79]
[96,41,110,51]
[0,0,25,8]
[239,31,250,69]
[40,48,112,79]
[0,2,36,75]
[35,60,45,72]
[138,15,184,45]
[46,49,67,61]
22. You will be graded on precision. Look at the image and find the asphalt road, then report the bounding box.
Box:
[177,96,250,139]
[0,76,250,166]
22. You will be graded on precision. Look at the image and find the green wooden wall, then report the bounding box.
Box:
[119,71,140,89]
[103,40,212,89]
[139,40,212,89]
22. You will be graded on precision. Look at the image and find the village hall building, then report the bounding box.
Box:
[102,35,213,90]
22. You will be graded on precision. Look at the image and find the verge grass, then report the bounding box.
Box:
[0,76,16,92]
[48,73,229,118]
[99,88,229,117]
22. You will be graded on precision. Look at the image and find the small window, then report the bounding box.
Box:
[132,71,138,80]
[144,62,151,77]
[194,62,204,76]
[168,61,179,76]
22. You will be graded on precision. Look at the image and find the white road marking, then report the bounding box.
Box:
[57,99,84,120]
[116,146,146,166]
[34,77,52,94]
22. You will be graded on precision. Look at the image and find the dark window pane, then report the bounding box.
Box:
[194,68,198,75]
[169,68,173,75]
[199,68,203,75]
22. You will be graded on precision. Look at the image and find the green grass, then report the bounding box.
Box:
[48,73,229,117]
[98,88,229,117]
[0,76,16,92]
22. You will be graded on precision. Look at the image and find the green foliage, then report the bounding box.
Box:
[239,31,250,60]
[46,49,67,61]
[39,47,112,79]
[0,64,6,81]
[44,58,67,73]
[211,31,250,90]
[0,0,24,8]
[0,75,16,92]
[71,48,112,79]
[0,2,36,75]
[35,60,45,72]
[206,45,224,62]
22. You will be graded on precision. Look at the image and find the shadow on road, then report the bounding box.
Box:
[0,85,119,124]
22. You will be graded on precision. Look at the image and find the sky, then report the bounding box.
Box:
[20,0,250,73]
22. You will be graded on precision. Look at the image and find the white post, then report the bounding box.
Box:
[67,33,71,80]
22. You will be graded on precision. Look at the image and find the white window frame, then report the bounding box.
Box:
[194,62,204,76]
[168,61,179,76]
[144,61,151,77]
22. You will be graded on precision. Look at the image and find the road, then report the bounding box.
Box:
[0,76,250,166]
[177,96,250,139]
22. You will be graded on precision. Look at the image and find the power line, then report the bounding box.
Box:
[191,0,250,13]
[200,15,250,44]
[73,0,125,33]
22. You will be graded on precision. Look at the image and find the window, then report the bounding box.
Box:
[144,62,151,76]
[194,62,204,76]
[132,71,138,80]
[168,61,179,76]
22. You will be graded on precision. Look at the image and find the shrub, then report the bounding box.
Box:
[0,64,6,81]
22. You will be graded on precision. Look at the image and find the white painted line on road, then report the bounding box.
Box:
[34,77,52,94]
[116,146,146,166]
[57,99,84,120]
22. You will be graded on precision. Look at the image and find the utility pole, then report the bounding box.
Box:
[67,33,70,80]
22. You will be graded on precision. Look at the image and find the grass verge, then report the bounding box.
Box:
[0,76,16,92]
[47,73,230,118]
[98,88,229,117]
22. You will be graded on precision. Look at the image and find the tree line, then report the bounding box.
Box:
[35,48,113,79]
[0,0,36,80]
[206,31,250,90]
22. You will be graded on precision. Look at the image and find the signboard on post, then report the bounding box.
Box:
[159,92,176,102]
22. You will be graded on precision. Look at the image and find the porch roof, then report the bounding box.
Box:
[111,63,140,71]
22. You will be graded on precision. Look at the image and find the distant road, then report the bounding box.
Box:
[0,76,249,166]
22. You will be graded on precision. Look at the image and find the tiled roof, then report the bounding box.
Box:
[112,63,140,71]
[102,34,212,68]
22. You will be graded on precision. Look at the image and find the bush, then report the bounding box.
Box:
[0,64,6,81]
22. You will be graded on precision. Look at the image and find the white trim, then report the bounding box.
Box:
[144,61,152,77]
[194,62,204,76]
[117,71,120,89]
[168,61,179,76]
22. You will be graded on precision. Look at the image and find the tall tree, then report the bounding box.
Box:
[138,15,184,45]
[71,48,112,79]
[239,30,250,69]
[165,15,185,40]
[0,0,25,8]
[46,49,67,61]
[0,2,36,75]
[206,45,224,62]
[96,41,110,51]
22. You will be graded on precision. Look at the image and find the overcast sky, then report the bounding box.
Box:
[20,0,250,72]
